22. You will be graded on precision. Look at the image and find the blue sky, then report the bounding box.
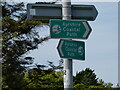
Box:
[6,0,119,86]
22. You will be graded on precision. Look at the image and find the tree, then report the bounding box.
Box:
[24,60,64,89]
[98,79,104,85]
[47,59,63,70]
[25,69,63,89]
[97,79,113,88]
[74,68,98,87]
[104,83,113,88]
[2,2,49,89]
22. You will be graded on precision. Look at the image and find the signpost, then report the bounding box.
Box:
[27,1,98,89]
[27,4,98,21]
[50,20,92,39]
[57,39,85,60]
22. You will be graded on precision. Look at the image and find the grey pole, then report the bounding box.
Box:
[118,1,120,87]
[62,0,73,89]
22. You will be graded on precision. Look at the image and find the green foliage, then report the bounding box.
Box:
[73,68,114,89]
[74,68,98,87]
[25,68,63,89]
[98,79,113,88]
[88,85,105,89]
[98,79,104,85]
[74,84,86,89]
[2,2,49,89]
[74,84,114,90]
[48,59,63,70]
[2,2,25,19]
[104,82,113,88]
[74,84,109,90]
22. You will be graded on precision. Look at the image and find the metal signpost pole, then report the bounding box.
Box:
[118,1,120,87]
[62,0,73,89]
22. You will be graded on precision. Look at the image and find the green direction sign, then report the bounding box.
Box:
[50,20,92,39]
[57,39,85,60]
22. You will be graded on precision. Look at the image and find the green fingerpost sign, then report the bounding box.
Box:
[50,20,92,39]
[57,39,85,60]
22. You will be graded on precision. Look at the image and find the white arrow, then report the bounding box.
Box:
[82,22,90,38]
[58,40,64,57]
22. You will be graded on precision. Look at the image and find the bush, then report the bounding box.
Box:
[74,84,86,89]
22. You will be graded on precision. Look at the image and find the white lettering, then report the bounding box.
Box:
[66,32,77,37]
[63,27,81,32]
[65,47,77,52]
[68,52,75,57]
[63,22,81,27]
[65,42,77,47]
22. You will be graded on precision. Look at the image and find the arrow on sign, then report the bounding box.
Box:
[59,40,64,57]
[50,20,92,39]
[57,39,85,60]
[82,22,91,38]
